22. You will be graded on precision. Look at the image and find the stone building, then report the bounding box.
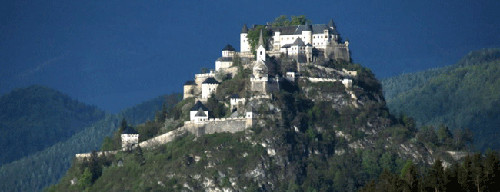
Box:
[250,31,279,94]
[183,80,197,99]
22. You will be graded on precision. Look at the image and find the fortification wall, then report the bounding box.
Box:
[139,129,186,149]
[75,151,117,160]
[184,117,248,136]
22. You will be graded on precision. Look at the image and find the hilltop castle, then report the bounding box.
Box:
[241,19,350,62]
[76,18,357,158]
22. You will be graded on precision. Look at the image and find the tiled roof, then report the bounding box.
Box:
[191,101,209,111]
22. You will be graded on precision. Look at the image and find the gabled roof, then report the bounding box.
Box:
[195,108,207,117]
[222,44,235,51]
[202,77,219,84]
[191,101,209,111]
[122,126,138,134]
[292,37,305,46]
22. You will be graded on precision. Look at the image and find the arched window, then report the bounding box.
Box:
[260,51,262,55]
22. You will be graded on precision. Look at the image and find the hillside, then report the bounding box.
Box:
[50,58,457,191]
[48,18,474,191]
[0,85,105,166]
[0,93,181,192]
[382,48,500,151]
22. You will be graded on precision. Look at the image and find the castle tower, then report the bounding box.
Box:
[328,19,336,29]
[257,29,266,62]
[273,29,281,51]
[302,24,312,45]
[240,24,250,52]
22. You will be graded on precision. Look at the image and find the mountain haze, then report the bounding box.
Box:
[382,48,500,150]
[0,92,181,192]
[0,85,105,165]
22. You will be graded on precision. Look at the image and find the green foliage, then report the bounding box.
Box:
[0,85,106,166]
[271,15,311,27]
[361,152,500,192]
[0,93,181,192]
[247,25,271,55]
[382,48,500,150]
[50,133,267,191]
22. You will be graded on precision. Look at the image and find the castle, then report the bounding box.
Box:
[76,19,356,159]
[240,19,350,62]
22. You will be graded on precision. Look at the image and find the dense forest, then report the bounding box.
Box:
[0,92,181,192]
[360,152,500,192]
[0,85,105,166]
[382,48,500,151]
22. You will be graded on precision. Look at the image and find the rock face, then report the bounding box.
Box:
[50,54,448,192]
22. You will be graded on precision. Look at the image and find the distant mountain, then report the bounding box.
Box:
[382,48,500,151]
[0,85,106,165]
[0,92,182,192]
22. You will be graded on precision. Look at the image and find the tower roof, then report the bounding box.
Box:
[122,126,138,134]
[202,77,219,84]
[304,24,312,31]
[258,29,264,47]
[191,101,209,111]
[328,19,336,28]
[241,24,248,33]
[222,44,235,51]
[195,108,207,117]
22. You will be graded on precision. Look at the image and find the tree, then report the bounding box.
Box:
[290,15,310,25]
[437,124,453,146]
[428,159,446,192]
[120,118,128,132]
[400,160,419,192]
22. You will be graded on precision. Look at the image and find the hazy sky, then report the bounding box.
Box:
[1,0,499,112]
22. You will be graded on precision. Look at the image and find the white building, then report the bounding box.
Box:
[121,127,139,151]
[215,44,236,71]
[230,94,246,111]
[240,19,350,61]
[190,101,209,121]
[201,77,220,99]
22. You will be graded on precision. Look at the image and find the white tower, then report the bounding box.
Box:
[240,24,250,52]
[302,25,312,45]
[256,29,266,62]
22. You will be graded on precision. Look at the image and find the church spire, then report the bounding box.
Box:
[328,19,336,29]
[258,29,264,47]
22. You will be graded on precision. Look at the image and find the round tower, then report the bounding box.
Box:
[302,24,312,45]
[240,24,250,52]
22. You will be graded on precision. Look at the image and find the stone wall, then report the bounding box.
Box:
[183,117,250,136]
